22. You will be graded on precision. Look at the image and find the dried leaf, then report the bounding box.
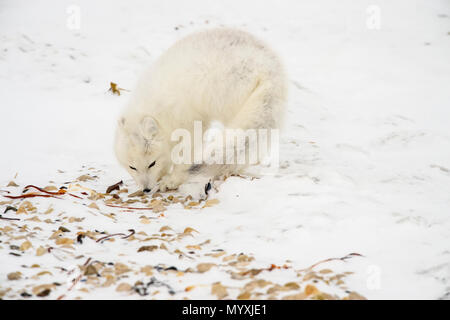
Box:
[58,226,70,233]
[77,174,94,182]
[116,283,132,292]
[266,285,283,294]
[55,238,74,245]
[49,230,63,239]
[25,216,41,222]
[36,289,51,297]
[32,284,55,296]
[84,265,98,276]
[186,245,201,250]
[109,82,123,96]
[106,180,123,194]
[7,272,22,280]
[44,207,54,214]
[114,263,131,275]
[210,251,226,258]
[7,181,19,187]
[319,269,333,274]
[197,263,216,273]
[183,227,199,234]
[237,291,251,300]
[284,282,300,290]
[303,272,317,281]
[152,202,166,213]
[202,199,220,208]
[211,282,228,299]
[36,246,46,256]
[138,245,158,252]
[344,292,366,300]
[128,190,145,197]
[140,217,151,224]
[282,293,308,300]
[102,275,116,287]
[223,255,235,262]
[20,240,32,251]
[159,226,173,232]
[140,266,154,276]
[237,254,253,262]
[244,279,272,291]
[304,284,319,296]
[88,202,100,210]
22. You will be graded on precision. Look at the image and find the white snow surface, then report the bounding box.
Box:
[0,0,449,299]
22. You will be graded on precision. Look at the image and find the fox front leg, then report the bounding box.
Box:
[158,164,189,192]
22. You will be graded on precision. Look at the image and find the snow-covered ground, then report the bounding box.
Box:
[1,0,449,299]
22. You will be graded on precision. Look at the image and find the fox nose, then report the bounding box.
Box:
[143,188,151,193]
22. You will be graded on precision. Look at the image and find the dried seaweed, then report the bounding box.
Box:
[106,180,123,194]
[96,229,135,243]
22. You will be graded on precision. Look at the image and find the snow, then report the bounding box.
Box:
[1,0,449,300]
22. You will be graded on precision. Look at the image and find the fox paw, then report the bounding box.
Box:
[158,174,183,192]
[179,180,213,201]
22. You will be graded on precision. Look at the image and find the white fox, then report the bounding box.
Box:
[114,28,287,199]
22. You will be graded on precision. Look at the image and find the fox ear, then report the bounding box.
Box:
[140,116,158,138]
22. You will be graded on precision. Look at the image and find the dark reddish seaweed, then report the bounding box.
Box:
[2,185,83,200]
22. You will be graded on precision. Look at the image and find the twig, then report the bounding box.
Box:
[4,206,17,214]
[0,215,20,221]
[96,229,135,243]
[57,258,92,300]
[298,252,364,273]
[105,204,153,210]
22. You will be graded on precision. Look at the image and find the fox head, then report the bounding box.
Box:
[114,114,169,192]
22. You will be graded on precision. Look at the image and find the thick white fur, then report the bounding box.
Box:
[115,28,288,198]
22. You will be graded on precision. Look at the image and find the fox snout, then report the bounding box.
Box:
[136,176,152,192]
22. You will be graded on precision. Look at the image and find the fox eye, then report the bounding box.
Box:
[148,161,156,169]
[129,166,137,171]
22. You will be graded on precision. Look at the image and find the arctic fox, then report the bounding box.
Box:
[115,28,287,198]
